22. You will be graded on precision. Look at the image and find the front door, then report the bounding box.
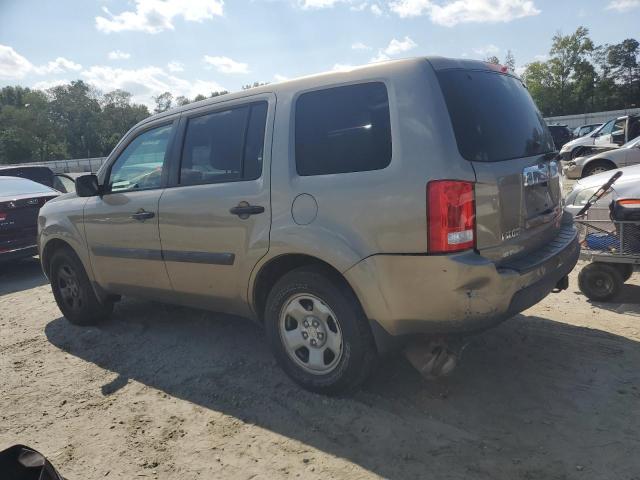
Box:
[85,121,176,297]
[158,98,273,314]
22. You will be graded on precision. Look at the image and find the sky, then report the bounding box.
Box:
[1,0,639,108]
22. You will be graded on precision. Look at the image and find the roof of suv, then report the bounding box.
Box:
[136,56,514,129]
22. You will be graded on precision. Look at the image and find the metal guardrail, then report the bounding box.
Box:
[545,108,640,129]
[3,157,106,174]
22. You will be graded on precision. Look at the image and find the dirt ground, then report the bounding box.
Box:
[1,257,639,480]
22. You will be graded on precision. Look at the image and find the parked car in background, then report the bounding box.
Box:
[0,165,56,188]
[565,164,640,217]
[0,165,79,194]
[564,136,640,179]
[559,115,640,160]
[0,176,59,262]
[38,58,578,394]
[573,123,602,138]
[593,114,640,148]
[548,124,573,150]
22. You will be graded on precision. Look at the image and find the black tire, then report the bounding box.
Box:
[264,265,377,396]
[578,263,623,302]
[615,263,634,282]
[582,160,614,178]
[50,247,113,325]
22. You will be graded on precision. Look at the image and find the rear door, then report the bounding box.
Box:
[158,96,273,313]
[435,67,562,262]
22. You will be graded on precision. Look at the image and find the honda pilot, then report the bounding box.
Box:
[38,57,579,394]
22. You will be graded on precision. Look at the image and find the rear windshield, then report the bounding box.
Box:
[0,177,55,197]
[437,70,555,162]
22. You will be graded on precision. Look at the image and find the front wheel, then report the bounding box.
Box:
[50,247,113,325]
[583,161,614,178]
[578,262,623,302]
[264,266,376,395]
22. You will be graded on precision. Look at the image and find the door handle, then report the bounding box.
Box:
[229,202,265,219]
[131,209,155,221]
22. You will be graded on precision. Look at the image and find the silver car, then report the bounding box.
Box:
[564,136,640,179]
[38,58,579,394]
[565,163,640,217]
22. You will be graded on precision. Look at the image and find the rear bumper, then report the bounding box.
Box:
[0,245,38,262]
[345,219,579,340]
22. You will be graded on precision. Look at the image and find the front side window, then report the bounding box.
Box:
[108,124,172,192]
[598,120,615,136]
[295,82,392,176]
[180,102,268,186]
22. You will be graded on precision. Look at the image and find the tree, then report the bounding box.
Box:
[485,55,500,65]
[175,95,191,107]
[504,50,516,73]
[153,92,173,113]
[607,38,639,107]
[242,82,268,90]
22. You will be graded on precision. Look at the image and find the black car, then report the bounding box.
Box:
[548,124,573,150]
[0,165,79,193]
[0,176,59,262]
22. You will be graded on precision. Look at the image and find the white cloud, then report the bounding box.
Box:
[96,0,224,34]
[352,41,372,50]
[389,0,540,26]
[606,0,640,11]
[371,3,383,14]
[369,36,417,63]
[274,73,289,81]
[32,79,70,91]
[0,44,34,79]
[350,2,369,10]
[473,44,500,56]
[167,61,184,72]
[298,0,345,8]
[0,44,82,79]
[332,63,356,71]
[81,65,225,107]
[108,50,131,60]
[383,36,417,55]
[203,55,249,74]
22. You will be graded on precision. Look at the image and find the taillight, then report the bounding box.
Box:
[0,213,6,222]
[427,180,476,254]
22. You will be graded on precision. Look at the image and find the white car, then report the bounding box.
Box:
[565,163,640,217]
[563,136,640,179]
[559,115,640,161]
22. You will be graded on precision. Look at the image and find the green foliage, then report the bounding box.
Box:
[0,81,151,164]
[523,27,639,116]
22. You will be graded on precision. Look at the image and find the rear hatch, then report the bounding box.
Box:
[434,63,562,263]
[0,192,57,253]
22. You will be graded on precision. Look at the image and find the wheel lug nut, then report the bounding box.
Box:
[312,320,319,327]
[303,320,309,327]
[311,339,317,346]
[317,333,324,339]
[302,332,308,339]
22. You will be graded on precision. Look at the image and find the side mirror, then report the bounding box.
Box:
[75,174,101,197]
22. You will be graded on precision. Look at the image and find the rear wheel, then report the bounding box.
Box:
[578,262,623,302]
[50,247,113,325]
[264,266,376,395]
[583,160,614,178]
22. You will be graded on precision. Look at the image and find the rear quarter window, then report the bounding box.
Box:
[295,82,391,176]
[437,70,554,162]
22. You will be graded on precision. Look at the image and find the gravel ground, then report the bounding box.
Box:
[1,257,639,480]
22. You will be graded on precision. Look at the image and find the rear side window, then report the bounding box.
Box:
[180,102,267,185]
[295,82,391,176]
[437,70,554,162]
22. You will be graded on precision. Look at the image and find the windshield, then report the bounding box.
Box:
[0,176,56,197]
[436,70,555,162]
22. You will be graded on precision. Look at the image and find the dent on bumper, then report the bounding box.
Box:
[345,228,579,337]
